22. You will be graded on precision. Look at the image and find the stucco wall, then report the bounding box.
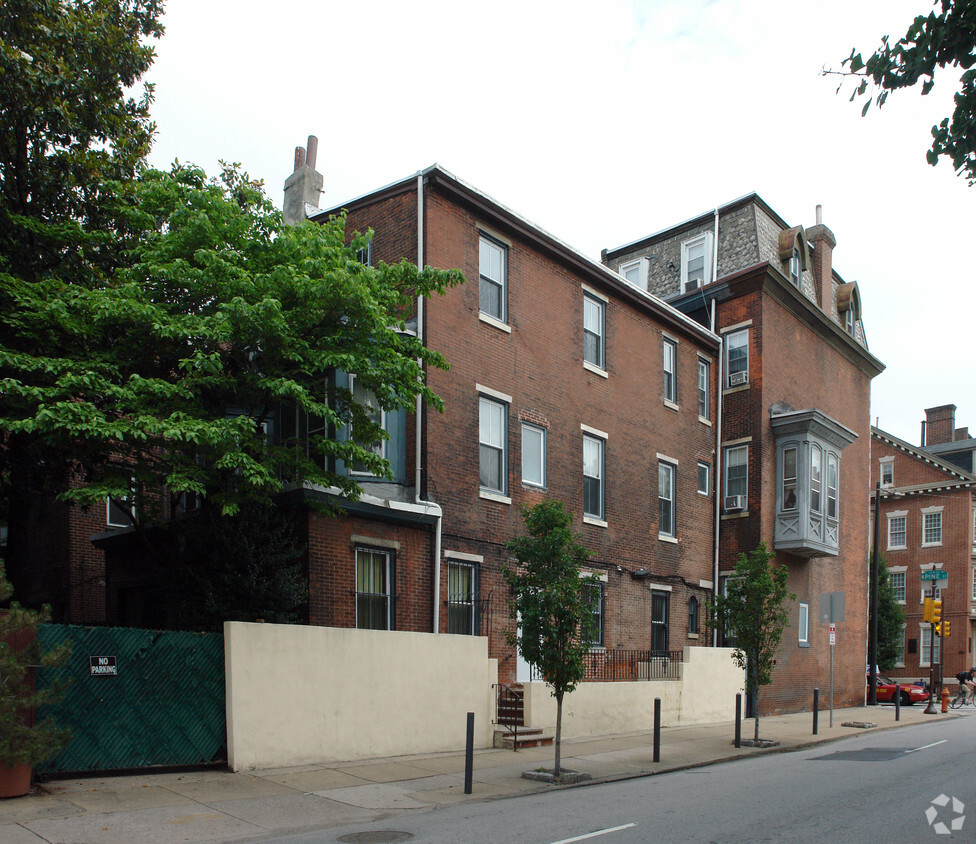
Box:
[224,622,497,771]
[522,646,744,738]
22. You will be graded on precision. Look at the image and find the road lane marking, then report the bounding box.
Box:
[550,823,637,843]
[904,740,947,754]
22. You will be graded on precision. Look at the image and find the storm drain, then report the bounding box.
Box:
[809,747,911,762]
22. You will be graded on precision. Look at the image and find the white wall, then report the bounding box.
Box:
[521,647,744,738]
[224,622,498,771]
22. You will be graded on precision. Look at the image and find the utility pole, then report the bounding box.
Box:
[868,482,881,705]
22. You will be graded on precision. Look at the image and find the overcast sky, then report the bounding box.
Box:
[145,0,974,448]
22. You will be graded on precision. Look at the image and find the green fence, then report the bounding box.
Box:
[36,624,226,774]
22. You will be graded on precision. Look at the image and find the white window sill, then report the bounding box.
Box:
[663,399,679,412]
[583,360,608,378]
[697,490,709,497]
[583,515,608,528]
[721,511,750,520]
[687,633,699,640]
[658,534,678,544]
[887,545,907,552]
[698,416,712,426]
[479,312,511,333]
[479,490,511,504]
[921,542,943,548]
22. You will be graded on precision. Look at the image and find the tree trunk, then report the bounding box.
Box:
[554,691,563,779]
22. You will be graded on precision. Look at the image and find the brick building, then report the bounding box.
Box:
[872,408,976,684]
[602,195,884,714]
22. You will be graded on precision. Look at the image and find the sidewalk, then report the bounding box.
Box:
[0,704,960,844]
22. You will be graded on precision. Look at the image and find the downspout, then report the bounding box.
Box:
[712,299,723,647]
[414,172,444,634]
[712,208,719,284]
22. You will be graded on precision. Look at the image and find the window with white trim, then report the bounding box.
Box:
[890,570,906,603]
[725,329,748,387]
[619,258,647,287]
[697,461,710,495]
[880,458,894,488]
[356,547,393,630]
[922,509,943,546]
[447,560,477,635]
[698,358,709,419]
[972,566,976,601]
[663,338,676,403]
[894,625,905,667]
[798,601,810,646]
[826,453,838,520]
[688,596,700,635]
[584,582,605,647]
[680,232,713,292]
[521,422,546,488]
[887,513,907,550]
[583,434,605,520]
[106,478,135,528]
[658,461,676,538]
[810,444,822,514]
[479,396,507,494]
[479,235,507,323]
[920,624,940,666]
[782,446,798,511]
[583,293,605,369]
[349,374,385,475]
[724,445,748,505]
[789,247,801,287]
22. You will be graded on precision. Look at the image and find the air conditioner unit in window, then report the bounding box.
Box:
[685,278,701,291]
[724,495,745,511]
[729,371,748,387]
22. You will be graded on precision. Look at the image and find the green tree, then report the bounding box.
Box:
[877,555,906,673]
[831,0,976,183]
[502,500,598,780]
[1,163,463,577]
[709,544,795,744]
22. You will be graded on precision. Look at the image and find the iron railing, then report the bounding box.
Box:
[530,649,683,682]
[493,682,523,749]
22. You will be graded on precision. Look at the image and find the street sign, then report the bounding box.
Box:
[921,570,948,580]
[829,632,836,646]
[829,623,836,634]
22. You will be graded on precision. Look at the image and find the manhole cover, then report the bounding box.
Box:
[810,747,910,762]
[336,833,414,844]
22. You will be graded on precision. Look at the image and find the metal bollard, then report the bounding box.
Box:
[894,685,900,721]
[653,698,661,763]
[735,693,742,748]
[813,688,819,735]
[464,712,474,794]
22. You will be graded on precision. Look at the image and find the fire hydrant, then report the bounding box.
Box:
[941,686,950,712]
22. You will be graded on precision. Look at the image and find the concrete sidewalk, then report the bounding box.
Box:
[0,704,961,844]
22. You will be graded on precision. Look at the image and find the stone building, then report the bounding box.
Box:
[602,195,885,714]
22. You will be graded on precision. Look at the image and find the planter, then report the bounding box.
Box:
[0,761,31,798]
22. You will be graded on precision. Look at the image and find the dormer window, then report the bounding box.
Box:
[778,226,808,289]
[619,257,649,288]
[836,282,862,338]
[680,232,713,293]
[790,247,801,287]
[771,409,856,558]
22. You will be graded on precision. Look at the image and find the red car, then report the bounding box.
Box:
[869,676,929,705]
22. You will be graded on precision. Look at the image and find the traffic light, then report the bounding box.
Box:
[932,599,943,627]
[934,622,943,636]
[943,620,951,638]
[923,597,934,622]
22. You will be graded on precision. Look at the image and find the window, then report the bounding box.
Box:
[658,461,675,538]
[880,458,894,487]
[798,601,810,646]
[479,397,507,494]
[583,434,605,520]
[789,247,801,287]
[724,445,748,504]
[651,590,669,654]
[725,329,749,387]
[894,625,905,668]
[826,454,838,520]
[887,514,907,549]
[782,446,798,511]
[356,548,393,630]
[584,582,605,647]
[479,235,507,323]
[972,566,976,601]
[890,570,906,603]
[810,445,822,514]
[619,258,648,287]
[106,479,135,528]
[923,510,943,546]
[697,462,710,496]
[663,338,676,403]
[521,423,546,488]
[688,596,700,635]
[698,358,709,419]
[583,293,605,369]
[680,232,713,292]
[350,375,385,475]
[356,237,373,266]
[920,625,940,666]
[448,561,477,635]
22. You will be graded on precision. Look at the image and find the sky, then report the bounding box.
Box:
[145,0,974,448]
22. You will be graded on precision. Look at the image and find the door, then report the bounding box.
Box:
[651,590,670,655]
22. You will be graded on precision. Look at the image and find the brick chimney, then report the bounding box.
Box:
[283,135,323,226]
[805,204,836,312]
[955,427,970,441]
[924,404,957,445]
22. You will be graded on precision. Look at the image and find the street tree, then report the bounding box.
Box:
[709,544,795,744]
[1,163,463,581]
[830,0,976,183]
[877,555,906,673]
[502,500,599,780]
